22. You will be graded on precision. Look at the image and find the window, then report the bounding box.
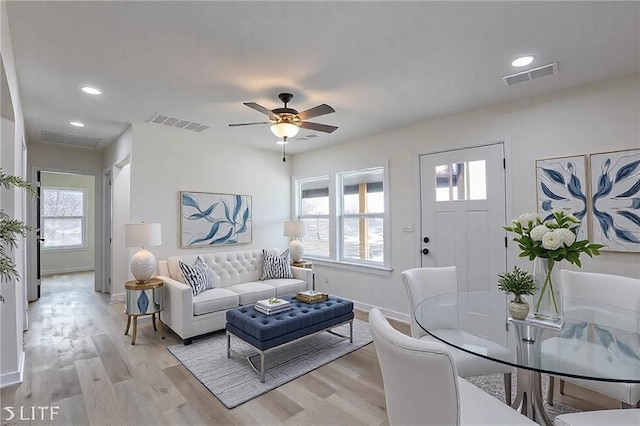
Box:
[435,160,487,202]
[42,187,86,249]
[298,177,330,258]
[295,165,389,270]
[339,168,385,264]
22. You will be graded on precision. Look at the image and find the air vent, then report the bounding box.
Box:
[502,62,558,87]
[146,112,210,133]
[40,130,103,148]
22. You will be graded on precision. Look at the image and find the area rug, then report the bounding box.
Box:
[467,373,579,419]
[167,320,372,408]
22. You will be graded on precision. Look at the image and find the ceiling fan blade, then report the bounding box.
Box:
[297,104,335,120]
[299,121,338,133]
[243,102,277,118]
[228,122,270,127]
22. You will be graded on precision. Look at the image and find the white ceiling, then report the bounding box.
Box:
[5,1,640,154]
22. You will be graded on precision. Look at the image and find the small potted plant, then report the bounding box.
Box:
[497,266,537,320]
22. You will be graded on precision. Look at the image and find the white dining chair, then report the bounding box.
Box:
[547,270,640,409]
[555,408,640,425]
[368,308,535,425]
[402,267,515,405]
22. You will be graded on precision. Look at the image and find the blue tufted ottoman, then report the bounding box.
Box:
[225,294,354,382]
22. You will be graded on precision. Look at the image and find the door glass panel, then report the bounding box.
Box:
[435,165,450,201]
[435,160,487,201]
[468,160,487,200]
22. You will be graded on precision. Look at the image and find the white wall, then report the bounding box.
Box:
[124,123,291,290]
[0,0,26,386]
[28,144,102,172]
[291,74,640,320]
[40,172,96,275]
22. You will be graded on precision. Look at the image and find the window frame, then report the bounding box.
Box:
[296,175,331,259]
[41,186,88,251]
[294,162,391,273]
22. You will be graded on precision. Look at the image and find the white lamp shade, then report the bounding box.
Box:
[283,221,306,238]
[271,122,300,138]
[125,222,162,247]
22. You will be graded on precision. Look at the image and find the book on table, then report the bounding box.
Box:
[296,290,329,303]
[254,298,292,315]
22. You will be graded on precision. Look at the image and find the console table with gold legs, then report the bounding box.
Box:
[124,278,165,345]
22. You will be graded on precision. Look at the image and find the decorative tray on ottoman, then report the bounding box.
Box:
[296,291,329,304]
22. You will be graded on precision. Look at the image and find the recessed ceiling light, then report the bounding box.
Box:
[511,56,535,67]
[70,121,85,127]
[80,85,102,95]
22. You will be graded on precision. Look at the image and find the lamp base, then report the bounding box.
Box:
[289,239,304,263]
[130,248,157,283]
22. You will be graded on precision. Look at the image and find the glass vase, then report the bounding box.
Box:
[532,257,562,322]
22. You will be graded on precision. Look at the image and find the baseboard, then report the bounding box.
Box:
[0,350,24,389]
[110,292,125,303]
[41,266,94,276]
[352,300,410,324]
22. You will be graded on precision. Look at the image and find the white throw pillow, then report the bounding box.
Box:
[179,257,213,296]
[260,249,293,280]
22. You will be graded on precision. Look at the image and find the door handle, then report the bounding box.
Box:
[422,248,429,255]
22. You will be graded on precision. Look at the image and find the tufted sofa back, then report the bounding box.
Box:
[165,249,277,288]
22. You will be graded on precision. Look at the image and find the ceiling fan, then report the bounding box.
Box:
[229,93,337,162]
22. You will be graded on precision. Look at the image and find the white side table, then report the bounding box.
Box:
[124,278,165,345]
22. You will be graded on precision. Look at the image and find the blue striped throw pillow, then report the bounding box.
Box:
[260,249,294,280]
[179,257,213,296]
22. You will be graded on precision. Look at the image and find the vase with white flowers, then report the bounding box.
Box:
[504,211,603,321]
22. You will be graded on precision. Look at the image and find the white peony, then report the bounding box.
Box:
[555,228,577,247]
[542,230,564,250]
[530,225,550,242]
[517,213,540,228]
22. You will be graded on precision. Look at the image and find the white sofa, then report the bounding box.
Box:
[157,249,312,344]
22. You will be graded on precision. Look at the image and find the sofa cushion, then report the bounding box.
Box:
[179,257,213,296]
[226,282,276,305]
[260,249,293,280]
[266,278,308,297]
[193,288,240,316]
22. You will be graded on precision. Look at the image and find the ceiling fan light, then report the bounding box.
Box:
[270,122,299,138]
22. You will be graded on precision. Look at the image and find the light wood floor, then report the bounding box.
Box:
[1,272,620,425]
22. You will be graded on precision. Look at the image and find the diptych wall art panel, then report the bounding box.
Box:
[180,191,252,248]
[590,149,640,252]
[536,155,588,240]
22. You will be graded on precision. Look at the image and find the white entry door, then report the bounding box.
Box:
[420,143,507,342]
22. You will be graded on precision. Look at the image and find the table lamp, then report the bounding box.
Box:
[125,222,162,283]
[283,220,306,263]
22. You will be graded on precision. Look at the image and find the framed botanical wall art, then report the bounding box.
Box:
[536,155,588,240]
[590,149,640,252]
[180,191,252,248]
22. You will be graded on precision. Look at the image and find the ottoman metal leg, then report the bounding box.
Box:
[227,332,231,358]
[350,320,353,343]
[260,351,265,383]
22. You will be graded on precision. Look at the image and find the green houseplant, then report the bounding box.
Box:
[504,211,603,321]
[497,266,536,320]
[0,169,36,303]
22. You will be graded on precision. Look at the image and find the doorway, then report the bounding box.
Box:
[419,143,508,343]
[28,167,103,301]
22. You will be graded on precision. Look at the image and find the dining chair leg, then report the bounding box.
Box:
[547,376,555,406]
[559,378,565,395]
[503,372,512,406]
[622,402,635,409]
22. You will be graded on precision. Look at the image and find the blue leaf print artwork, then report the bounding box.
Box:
[180,192,252,247]
[536,157,587,238]
[590,149,640,252]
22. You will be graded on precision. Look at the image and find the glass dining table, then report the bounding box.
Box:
[414,291,640,426]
